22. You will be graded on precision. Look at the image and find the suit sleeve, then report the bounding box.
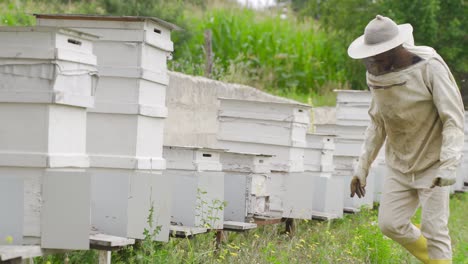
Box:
[428,58,465,180]
[354,93,387,183]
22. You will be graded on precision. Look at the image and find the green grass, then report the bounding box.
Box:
[36,193,468,264]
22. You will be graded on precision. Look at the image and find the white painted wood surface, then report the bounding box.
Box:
[305,134,335,172]
[369,159,386,203]
[0,26,96,249]
[0,104,89,168]
[87,114,166,170]
[218,98,310,148]
[315,124,368,140]
[0,27,98,108]
[0,246,44,261]
[335,90,372,104]
[169,226,207,237]
[282,172,314,219]
[41,169,90,249]
[220,140,305,172]
[220,152,271,174]
[90,169,171,242]
[0,178,23,245]
[334,137,364,157]
[221,151,272,222]
[310,171,344,219]
[89,233,135,249]
[35,15,174,72]
[164,146,225,229]
[223,221,257,231]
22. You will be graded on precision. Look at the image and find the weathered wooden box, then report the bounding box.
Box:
[164,146,225,229]
[221,152,272,222]
[0,26,97,249]
[314,124,367,140]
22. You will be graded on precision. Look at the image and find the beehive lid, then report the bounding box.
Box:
[0,26,99,40]
[34,14,182,31]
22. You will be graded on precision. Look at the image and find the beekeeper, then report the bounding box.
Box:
[347,15,465,264]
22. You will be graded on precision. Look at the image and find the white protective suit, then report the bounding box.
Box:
[354,45,465,262]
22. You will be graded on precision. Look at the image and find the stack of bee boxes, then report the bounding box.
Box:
[218,98,312,219]
[36,14,178,241]
[164,146,225,229]
[0,26,98,249]
[221,152,272,222]
[304,133,344,219]
[332,90,376,211]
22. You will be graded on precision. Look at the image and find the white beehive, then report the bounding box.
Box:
[90,169,171,241]
[218,98,310,147]
[35,14,178,77]
[221,152,272,222]
[335,90,371,127]
[164,146,225,229]
[35,15,179,241]
[218,98,310,172]
[310,171,344,219]
[304,134,335,172]
[255,171,316,220]
[35,14,178,171]
[305,133,344,219]
[0,26,98,249]
[334,147,374,211]
[337,167,375,212]
[369,158,386,202]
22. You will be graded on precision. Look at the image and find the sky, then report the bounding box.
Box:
[236,0,277,9]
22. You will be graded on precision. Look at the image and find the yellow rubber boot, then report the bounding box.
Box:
[428,260,452,264]
[402,235,429,263]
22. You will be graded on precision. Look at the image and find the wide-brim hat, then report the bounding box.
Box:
[348,15,413,59]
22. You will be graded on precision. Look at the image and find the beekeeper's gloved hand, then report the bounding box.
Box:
[350,175,366,198]
[430,169,457,188]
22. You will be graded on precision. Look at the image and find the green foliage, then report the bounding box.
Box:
[195,188,227,229]
[291,0,467,91]
[171,7,349,104]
